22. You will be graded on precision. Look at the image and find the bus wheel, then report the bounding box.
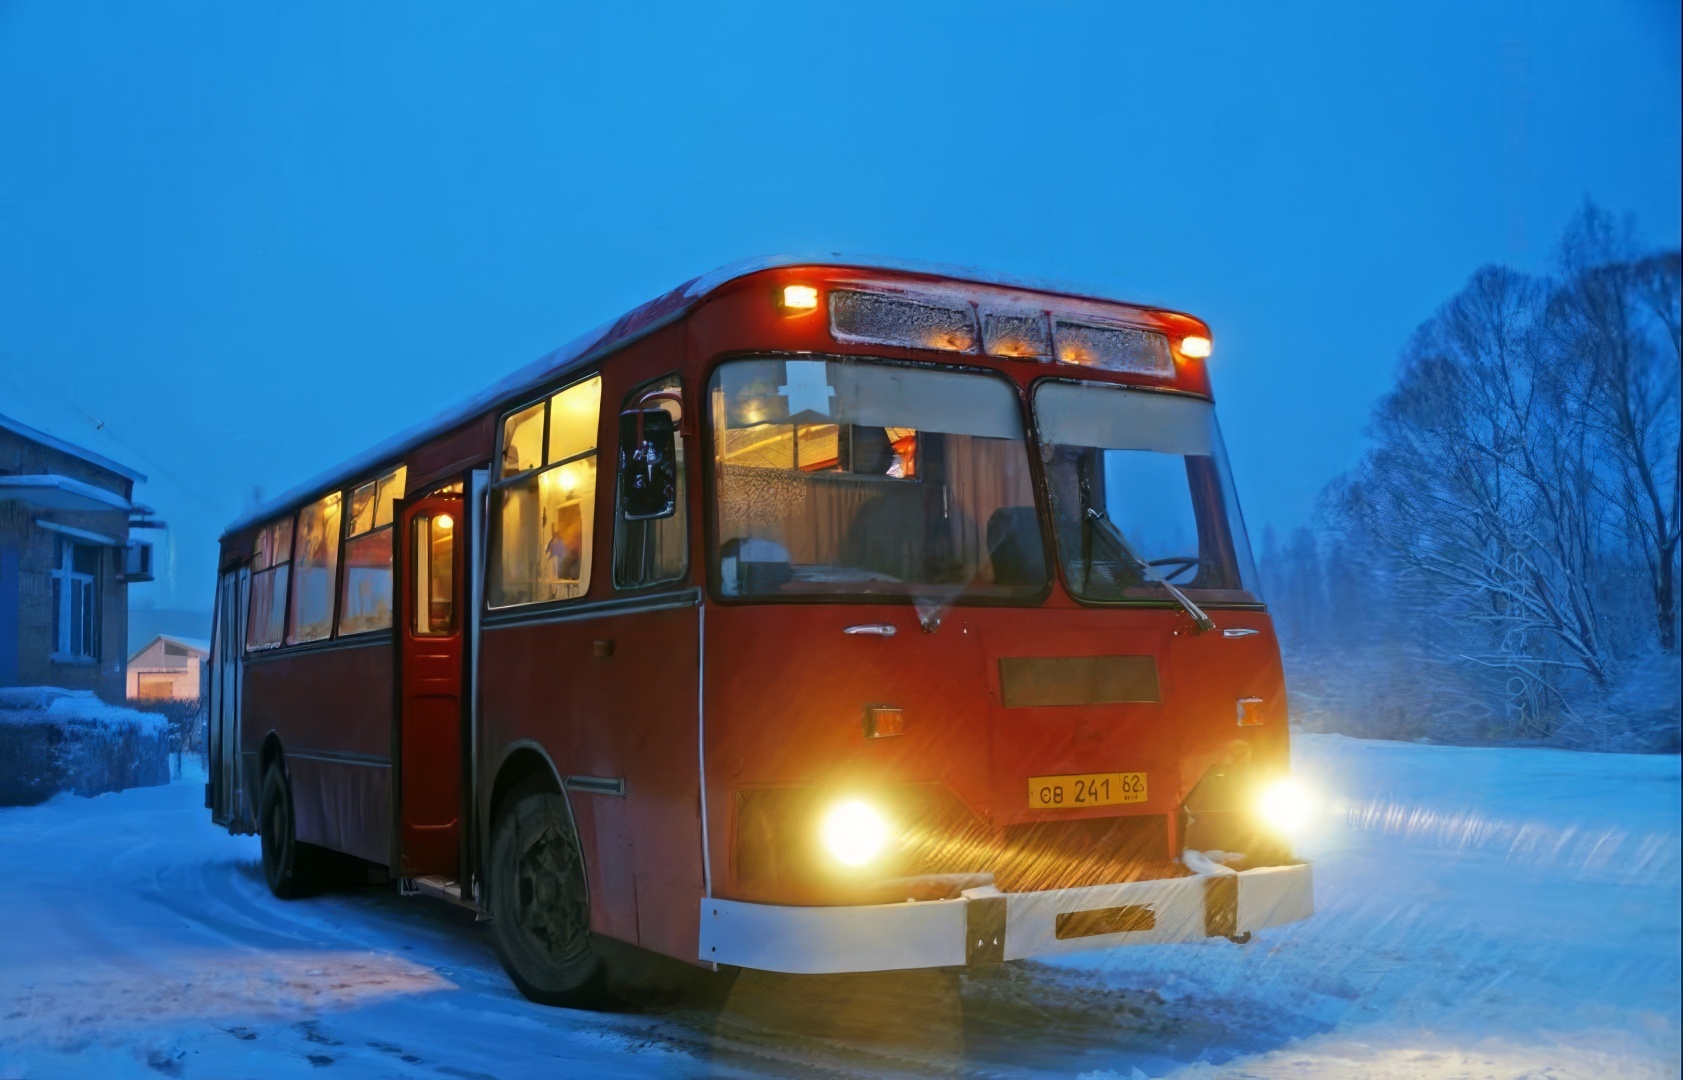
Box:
[489,781,605,1007]
[258,765,319,899]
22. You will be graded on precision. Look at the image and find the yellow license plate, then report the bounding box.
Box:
[1028,772,1147,810]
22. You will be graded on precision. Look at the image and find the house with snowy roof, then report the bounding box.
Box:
[0,410,157,700]
[125,634,209,702]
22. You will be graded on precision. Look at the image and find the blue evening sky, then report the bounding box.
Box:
[2,1,1678,619]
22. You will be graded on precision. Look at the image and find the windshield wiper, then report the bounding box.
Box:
[1084,508,1216,633]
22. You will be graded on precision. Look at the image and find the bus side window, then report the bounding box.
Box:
[489,375,602,608]
[246,517,293,649]
[613,376,686,589]
[287,491,342,644]
[338,464,406,636]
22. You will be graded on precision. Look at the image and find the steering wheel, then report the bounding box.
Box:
[1146,555,1204,583]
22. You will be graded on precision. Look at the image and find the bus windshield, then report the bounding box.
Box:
[1033,381,1260,605]
[709,357,1047,601]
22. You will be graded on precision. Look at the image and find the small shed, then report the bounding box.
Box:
[125,634,209,702]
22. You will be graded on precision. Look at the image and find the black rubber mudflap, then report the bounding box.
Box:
[966,894,1007,965]
[1204,874,1238,937]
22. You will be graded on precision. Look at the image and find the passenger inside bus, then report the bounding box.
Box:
[544,503,583,582]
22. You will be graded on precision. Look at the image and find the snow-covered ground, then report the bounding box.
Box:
[0,736,1676,1078]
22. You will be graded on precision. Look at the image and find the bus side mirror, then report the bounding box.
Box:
[618,407,678,521]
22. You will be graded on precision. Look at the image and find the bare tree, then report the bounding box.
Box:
[1339,265,1610,735]
[1262,206,1679,748]
[1551,206,1682,652]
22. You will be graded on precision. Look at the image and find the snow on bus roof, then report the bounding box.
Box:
[222,255,1152,540]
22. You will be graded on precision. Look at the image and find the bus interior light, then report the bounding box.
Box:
[819,799,890,866]
[1179,335,1213,359]
[782,284,820,311]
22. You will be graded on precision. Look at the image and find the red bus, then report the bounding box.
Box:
[205,258,1314,1005]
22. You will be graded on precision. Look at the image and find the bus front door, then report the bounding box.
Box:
[396,494,466,877]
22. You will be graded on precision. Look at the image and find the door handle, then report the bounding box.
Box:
[1221,628,1259,638]
[843,624,896,637]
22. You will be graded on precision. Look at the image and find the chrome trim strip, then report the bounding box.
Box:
[288,747,391,768]
[698,602,712,899]
[481,588,701,631]
[244,632,392,664]
[468,468,489,904]
[564,775,626,797]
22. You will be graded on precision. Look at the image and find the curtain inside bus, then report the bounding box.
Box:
[708,358,1046,601]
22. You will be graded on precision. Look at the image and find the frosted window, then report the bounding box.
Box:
[288,492,342,643]
[252,518,292,572]
[246,566,289,649]
[1052,319,1173,376]
[982,311,1051,360]
[829,290,978,353]
[347,480,378,537]
[247,517,293,649]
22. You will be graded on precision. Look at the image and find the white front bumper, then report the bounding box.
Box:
[698,862,1313,975]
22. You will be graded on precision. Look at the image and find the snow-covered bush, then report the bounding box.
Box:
[0,687,171,806]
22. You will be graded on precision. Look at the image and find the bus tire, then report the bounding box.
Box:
[258,764,321,899]
[489,781,605,1007]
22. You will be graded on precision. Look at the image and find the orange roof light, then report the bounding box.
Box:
[782,284,820,311]
[1179,335,1213,359]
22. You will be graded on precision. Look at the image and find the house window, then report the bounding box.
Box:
[51,538,100,659]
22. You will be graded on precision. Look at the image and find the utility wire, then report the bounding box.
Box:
[0,355,230,516]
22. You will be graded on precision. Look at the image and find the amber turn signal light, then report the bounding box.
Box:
[781,284,820,311]
[1236,697,1265,727]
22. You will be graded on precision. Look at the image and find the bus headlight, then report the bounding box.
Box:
[1255,777,1312,835]
[819,799,890,867]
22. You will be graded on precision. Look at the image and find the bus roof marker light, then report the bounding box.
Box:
[781,284,820,312]
[1179,335,1213,359]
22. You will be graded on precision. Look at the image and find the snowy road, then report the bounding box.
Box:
[0,736,1677,1078]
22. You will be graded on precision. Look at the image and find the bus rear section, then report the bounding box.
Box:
[692,342,1313,974]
